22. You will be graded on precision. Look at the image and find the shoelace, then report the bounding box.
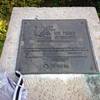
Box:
[13,71,23,100]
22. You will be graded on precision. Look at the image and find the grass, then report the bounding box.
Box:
[0,41,4,56]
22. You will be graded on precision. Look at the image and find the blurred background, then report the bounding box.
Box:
[0,0,100,56]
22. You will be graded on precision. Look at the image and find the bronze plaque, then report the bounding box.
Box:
[16,19,98,74]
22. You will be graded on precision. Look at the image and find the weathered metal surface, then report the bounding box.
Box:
[16,19,98,74]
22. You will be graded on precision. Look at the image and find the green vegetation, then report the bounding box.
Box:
[0,41,3,55]
[98,13,100,17]
[0,0,100,56]
[0,20,7,55]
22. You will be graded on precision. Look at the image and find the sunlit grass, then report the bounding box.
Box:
[0,20,7,56]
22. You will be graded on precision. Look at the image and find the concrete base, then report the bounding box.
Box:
[0,7,100,100]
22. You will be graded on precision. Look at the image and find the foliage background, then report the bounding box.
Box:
[0,0,100,55]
